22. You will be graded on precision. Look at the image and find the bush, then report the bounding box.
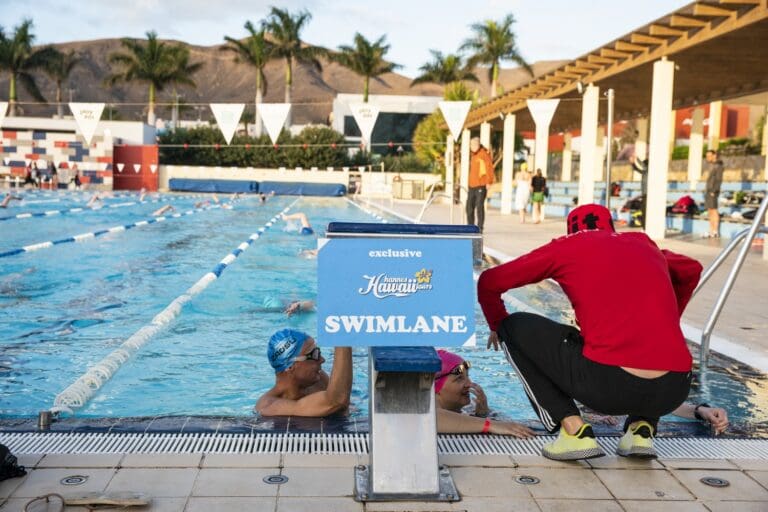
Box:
[159,125,353,168]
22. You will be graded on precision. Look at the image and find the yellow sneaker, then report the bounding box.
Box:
[541,424,605,461]
[616,421,657,458]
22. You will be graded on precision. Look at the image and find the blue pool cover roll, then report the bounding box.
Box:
[169,179,258,193]
[259,181,346,197]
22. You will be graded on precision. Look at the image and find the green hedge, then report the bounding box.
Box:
[159,126,356,168]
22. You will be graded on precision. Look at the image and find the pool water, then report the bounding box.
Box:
[1,191,766,434]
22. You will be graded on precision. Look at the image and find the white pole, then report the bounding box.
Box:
[501,114,516,214]
[688,108,705,188]
[480,122,491,149]
[445,134,454,224]
[460,129,470,206]
[605,89,615,211]
[562,133,573,182]
[578,84,600,204]
[646,57,675,240]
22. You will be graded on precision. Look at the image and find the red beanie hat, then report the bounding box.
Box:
[566,204,615,235]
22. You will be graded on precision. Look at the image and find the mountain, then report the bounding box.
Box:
[0,37,567,124]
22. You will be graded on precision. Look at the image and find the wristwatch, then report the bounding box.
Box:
[694,403,711,421]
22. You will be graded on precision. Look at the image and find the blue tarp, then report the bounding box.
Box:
[169,179,258,193]
[259,181,346,197]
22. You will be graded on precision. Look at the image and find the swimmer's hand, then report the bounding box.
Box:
[700,406,729,435]
[469,383,489,417]
[487,331,500,351]
[284,301,301,317]
[489,420,535,438]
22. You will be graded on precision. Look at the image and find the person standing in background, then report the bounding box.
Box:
[466,137,495,233]
[703,149,724,238]
[531,169,547,224]
[514,163,532,223]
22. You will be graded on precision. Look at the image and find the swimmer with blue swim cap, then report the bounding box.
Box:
[256,329,352,417]
[281,212,314,235]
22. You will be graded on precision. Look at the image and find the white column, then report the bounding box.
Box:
[562,132,573,182]
[594,126,606,182]
[634,117,649,182]
[688,108,705,187]
[578,84,600,204]
[708,100,723,151]
[460,129,470,204]
[480,122,491,149]
[527,100,560,177]
[670,109,678,155]
[501,114,516,214]
[445,133,454,204]
[646,57,675,240]
[763,107,768,260]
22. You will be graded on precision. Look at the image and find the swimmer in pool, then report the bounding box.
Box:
[281,212,314,235]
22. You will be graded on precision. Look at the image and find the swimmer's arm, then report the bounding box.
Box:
[671,402,729,434]
[257,348,351,417]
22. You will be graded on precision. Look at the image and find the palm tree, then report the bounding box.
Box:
[222,21,273,137]
[411,50,478,87]
[262,6,326,126]
[44,49,81,117]
[106,31,191,124]
[0,19,57,116]
[166,45,203,130]
[332,33,400,103]
[460,14,532,98]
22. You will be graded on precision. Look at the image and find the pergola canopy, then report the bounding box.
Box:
[465,1,768,133]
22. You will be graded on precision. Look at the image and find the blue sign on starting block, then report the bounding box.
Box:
[317,227,476,347]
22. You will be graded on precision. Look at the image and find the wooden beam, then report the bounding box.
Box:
[630,33,667,45]
[615,41,647,52]
[693,3,736,17]
[718,0,760,4]
[588,54,618,65]
[649,24,687,37]
[573,60,603,70]
[670,15,709,27]
[601,48,632,59]
[554,70,584,79]
[563,65,592,75]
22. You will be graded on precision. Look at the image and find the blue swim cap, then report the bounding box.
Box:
[267,329,308,373]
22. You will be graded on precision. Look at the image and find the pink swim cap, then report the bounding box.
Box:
[434,350,465,393]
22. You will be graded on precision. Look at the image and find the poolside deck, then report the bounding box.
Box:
[2,452,768,511]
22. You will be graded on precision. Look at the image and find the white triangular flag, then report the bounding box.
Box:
[210,103,245,145]
[527,99,559,129]
[438,101,472,142]
[0,102,7,127]
[24,159,31,166]
[349,103,379,147]
[116,163,124,173]
[150,164,157,174]
[133,164,141,173]
[258,103,291,145]
[3,158,9,166]
[69,103,105,145]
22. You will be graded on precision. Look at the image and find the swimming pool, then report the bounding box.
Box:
[1,191,766,435]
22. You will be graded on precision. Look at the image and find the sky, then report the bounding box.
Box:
[4,0,682,78]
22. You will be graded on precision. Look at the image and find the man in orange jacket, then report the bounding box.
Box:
[467,137,495,233]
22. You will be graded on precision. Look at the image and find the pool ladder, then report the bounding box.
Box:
[416,182,468,225]
[693,193,768,367]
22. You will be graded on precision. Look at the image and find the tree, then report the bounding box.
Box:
[411,50,478,87]
[166,45,203,130]
[262,6,326,126]
[44,49,81,117]
[222,21,273,137]
[332,33,400,103]
[0,19,57,116]
[461,14,532,98]
[106,31,198,124]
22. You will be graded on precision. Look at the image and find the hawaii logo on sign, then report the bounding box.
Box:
[358,269,433,298]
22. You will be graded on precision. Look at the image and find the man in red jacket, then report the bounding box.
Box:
[477,204,702,460]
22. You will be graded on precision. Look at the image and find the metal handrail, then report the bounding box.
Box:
[695,193,768,367]
[414,182,468,224]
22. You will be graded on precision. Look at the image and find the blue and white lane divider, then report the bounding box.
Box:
[0,204,222,259]
[51,199,300,414]
[345,197,389,223]
[0,194,206,222]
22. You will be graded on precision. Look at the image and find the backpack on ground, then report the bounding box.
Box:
[0,443,26,481]
[670,195,699,216]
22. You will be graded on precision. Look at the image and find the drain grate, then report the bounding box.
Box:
[2,432,768,459]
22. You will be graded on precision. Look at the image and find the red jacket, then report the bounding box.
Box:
[477,230,702,372]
